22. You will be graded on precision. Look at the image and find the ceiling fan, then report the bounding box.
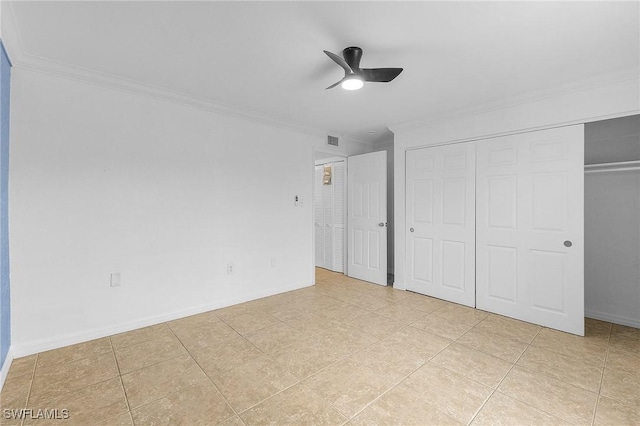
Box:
[323,46,403,90]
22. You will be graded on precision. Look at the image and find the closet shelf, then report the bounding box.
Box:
[584,160,640,174]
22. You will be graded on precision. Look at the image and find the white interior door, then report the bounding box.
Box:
[476,125,585,335]
[406,142,476,306]
[348,151,387,285]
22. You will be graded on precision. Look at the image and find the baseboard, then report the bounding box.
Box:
[11,280,312,358]
[585,309,640,328]
[0,346,14,392]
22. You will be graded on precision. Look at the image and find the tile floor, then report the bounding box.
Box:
[1,268,638,425]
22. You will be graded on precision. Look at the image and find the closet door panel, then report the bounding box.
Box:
[406,142,476,307]
[476,125,584,335]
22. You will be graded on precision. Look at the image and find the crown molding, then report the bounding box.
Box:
[390,66,640,135]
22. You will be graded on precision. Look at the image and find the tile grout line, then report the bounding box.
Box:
[107,336,133,424]
[466,326,542,425]
[591,322,613,426]
[166,323,249,426]
[19,353,39,426]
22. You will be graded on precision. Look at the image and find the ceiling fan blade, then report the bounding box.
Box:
[360,68,403,83]
[325,79,343,90]
[324,50,352,74]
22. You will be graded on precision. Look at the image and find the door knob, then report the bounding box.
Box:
[378,222,385,227]
[564,240,572,247]
[410,227,414,233]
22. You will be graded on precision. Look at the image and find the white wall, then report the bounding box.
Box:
[9,68,325,355]
[392,77,640,290]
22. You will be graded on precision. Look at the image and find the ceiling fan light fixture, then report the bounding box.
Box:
[341,76,364,91]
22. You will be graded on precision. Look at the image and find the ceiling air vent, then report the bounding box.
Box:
[327,135,339,146]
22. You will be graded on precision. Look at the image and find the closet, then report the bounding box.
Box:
[315,160,346,273]
[584,115,640,328]
[406,125,585,335]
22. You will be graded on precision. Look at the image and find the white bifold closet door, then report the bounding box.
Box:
[476,125,584,335]
[315,161,346,273]
[406,142,476,307]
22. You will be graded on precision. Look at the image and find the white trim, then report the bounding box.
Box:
[0,346,14,392]
[10,281,311,358]
[585,310,640,329]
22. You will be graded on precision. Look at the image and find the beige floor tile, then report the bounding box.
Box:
[95,412,134,426]
[381,326,450,362]
[0,373,32,410]
[304,358,400,418]
[516,345,603,392]
[401,363,493,425]
[456,328,528,363]
[211,354,298,412]
[284,311,343,335]
[131,380,235,426]
[474,314,541,343]
[349,382,462,426]
[219,311,281,336]
[431,304,489,327]
[497,365,597,424]
[373,304,426,324]
[609,324,640,354]
[172,320,239,351]
[600,366,640,406]
[471,392,572,426]
[350,327,449,378]
[531,328,608,365]
[431,343,512,388]
[29,352,119,406]
[244,322,310,353]
[606,346,640,372]
[412,313,474,341]
[218,416,245,426]
[110,323,173,349]
[392,293,448,313]
[315,322,380,356]
[318,302,370,323]
[24,378,128,426]
[347,294,391,311]
[169,310,224,331]
[94,413,133,426]
[190,334,263,378]
[121,354,208,409]
[585,318,612,338]
[240,383,346,426]
[268,336,348,379]
[36,338,112,368]
[347,312,405,339]
[114,334,187,374]
[594,395,640,426]
[5,355,37,382]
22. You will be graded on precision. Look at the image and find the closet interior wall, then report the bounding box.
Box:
[584,115,640,328]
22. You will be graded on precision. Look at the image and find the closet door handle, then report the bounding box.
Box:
[564,240,572,247]
[410,227,415,233]
[378,222,386,227]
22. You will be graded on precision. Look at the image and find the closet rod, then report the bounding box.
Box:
[584,160,640,174]
[584,160,640,169]
[585,166,640,174]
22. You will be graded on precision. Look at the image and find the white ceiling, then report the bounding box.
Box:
[4,1,639,144]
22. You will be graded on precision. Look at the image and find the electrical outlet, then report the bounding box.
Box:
[110,272,121,287]
[227,263,234,275]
